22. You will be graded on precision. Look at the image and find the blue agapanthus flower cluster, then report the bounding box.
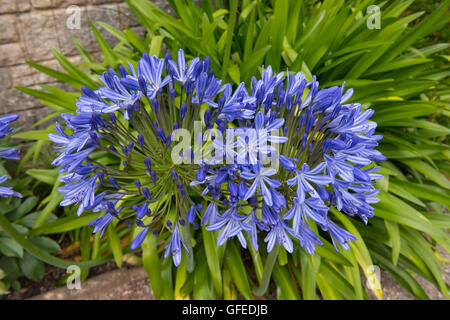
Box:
[49,49,385,266]
[0,114,21,198]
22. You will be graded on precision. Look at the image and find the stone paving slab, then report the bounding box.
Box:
[30,266,155,300]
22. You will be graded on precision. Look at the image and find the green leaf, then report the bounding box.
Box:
[7,196,38,220]
[12,129,52,141]
[29,212,101,236]
[227,63,240,84]
[380,0,450,64]
[72,38,94,63]
[370,247,430,300]
[124,27,148,53]
[19,251,45,282]
[50,47,98,89]
[331,40,394,57]
[375,192,450,250]
[25,169,59,185]
[267,0,288,70]
[0,256,20,281]
[80,226,91,280]
[108,224,123,268]
[346,12,425,79]
[180,272,194,297]
[384,220,400,265]
[0,237,23,258]
[142,233,164,299]
[25,61,84,89]
[33,191,64,229]
[29,237,61,253]
[201,227,223,296]
[372,103,438,122]
[401,228,449,299]
[272,263,300,300]
[421,212,450,228]
[193,247,214,299]
[332,209,383,299]
[89,20,118,67]
[248,243,263,283]
[174,252,188,299]
[0,214,109,269]
[316,272,343,300]
[299,251,319,300]
[221,0,238,80]
[319,261,356,300]
[253,244,278,296]
[367,58,432,75]
[241,45,271,81]
[388,180,426,207]
[97,22,127,43]
[315,236,353,266]
[161,257,174,299]
[224,241,252,300]
[401,159,450,189]
[149,35,164,56]
[20,211,57,229]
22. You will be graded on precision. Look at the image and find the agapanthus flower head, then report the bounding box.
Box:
[50,49,385,266]
[0,114,21,198]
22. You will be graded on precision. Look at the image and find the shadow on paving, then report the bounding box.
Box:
[30,267,155,300]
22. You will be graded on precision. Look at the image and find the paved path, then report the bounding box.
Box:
[30,266,155,300]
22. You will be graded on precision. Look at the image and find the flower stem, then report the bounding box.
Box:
[253,243,279,296]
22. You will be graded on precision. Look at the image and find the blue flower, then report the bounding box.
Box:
[327,221,358,251]
[295,222,322,254]
[284,196,329,230]
[137,53,171,99]
[164,223,189,266]
[0,114,21,198]
[241,163,281,206]
[251,66,285,104]
[186,205,197,224]
[0,114,19,138]
[287,163,332,203]
[264,215,294,253]
[0,148,19,160]
[210,129,237,164]
[242,209,269,250]
[76,88,112,114]
[192,71,223,107]
[49,121,99,174]
[201,202,220,226]
[168,49,200,85]
[96,74,143,115]
[0,175,22,198]
[88,212,114,237]
[206,206,247,248]
[234,112,287,165]
[215,83,255,121]
[131,227,150,250]
[58,172,103,216]
[49,49,386,263]
[133,202,149,219]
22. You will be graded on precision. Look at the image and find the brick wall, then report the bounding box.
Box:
[0,0,170,127]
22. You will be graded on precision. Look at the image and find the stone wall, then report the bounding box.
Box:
[0,0,169,127]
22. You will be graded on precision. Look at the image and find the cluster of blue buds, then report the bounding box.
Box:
[0,114,21,198]
[49,49,385,266]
